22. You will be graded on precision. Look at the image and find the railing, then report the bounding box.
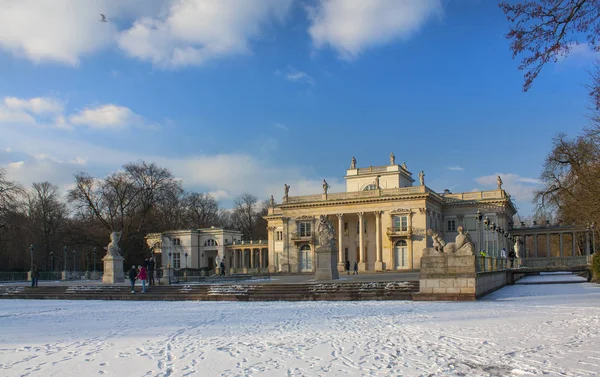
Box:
[357,166,388,174]
[228,239,268,246]
[0,272,27,282]
[519,256,592,268]
[291,233,314,242]
[386,227,412,237]
[476,257,509,273]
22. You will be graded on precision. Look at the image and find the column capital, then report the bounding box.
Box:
[336,213,344,219]
[357,212,364,218]
[374,210,383,217]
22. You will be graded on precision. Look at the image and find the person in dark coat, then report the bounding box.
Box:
[353,261,358,275]
[219,260,226,276]
[128,265,137,293]
[344,260,350,275]
[147,257,155,286]
[508,249,516,268]
[30,264,39,288]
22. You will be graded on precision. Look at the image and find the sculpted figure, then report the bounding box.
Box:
[497,175,503,190]
[284,184,290,201]
[317,215,336,250]
[401,162,408,170]
[390,152,395,165]
[514,237,521,258]
[350,156,357,169]
[419,170,425,186]
[269,195,275,208]
[374,175,380,189]
[106,231,122,257]
[322,179,330,195]
[427,229,446,252]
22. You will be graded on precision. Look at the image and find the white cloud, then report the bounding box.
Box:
[307,0,443,59]
[0,107,36,123]
[69,104,141,129]
[4,97,63,114]
[558,42,600,63]
[117,0,294,67]
[447,166,464,171]
[275,66,316,86]
[274,123,288,130]
[0,0,160,65]
[475,173,540,202]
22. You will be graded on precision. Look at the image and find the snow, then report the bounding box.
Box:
[1,274,599,376]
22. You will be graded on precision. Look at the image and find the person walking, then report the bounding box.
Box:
[128,265,137,293]
[353,261,358,275]
[219,260,226,276]
[30,264,39,288]
[344,260,350,275]
[508,249,516,268]
[147,257,155,286]
[137,265,148,293]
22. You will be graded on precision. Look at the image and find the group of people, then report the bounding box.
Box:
[129,256,156,293]
[480,248,518,268]
[344,260,359,275]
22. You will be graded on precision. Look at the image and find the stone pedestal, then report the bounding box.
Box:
[161,267,173,285]
[102,255,124,284]
[61,271,69,280]
[27,271,32,281]
[375,261,384,271]
[315,248,339,280]
[415,249,476,301]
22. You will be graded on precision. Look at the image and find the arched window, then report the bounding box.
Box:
[363,184,377,191]
[205,239,218,246]
[299,244,312,272]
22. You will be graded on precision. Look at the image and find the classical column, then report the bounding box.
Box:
[337,214,345,270]
[375,211,383,271]
[358,212,366,271]
[546,233,551,257]
[259,248,263,269]
[559,233,564,257]
[534,234,538,258]
[233,249,238,271]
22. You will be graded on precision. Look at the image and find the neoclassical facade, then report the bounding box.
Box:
[265,155,517,273]
[146,227,269,273]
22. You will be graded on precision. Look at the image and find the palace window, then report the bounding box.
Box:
[172,252,181,269]
[393,216,409,231]
[299,222,311,237]
[465,217,476,231]
[363,184,377,191]
[173,238,181,246]
[447,219,457,232]
[205,239,218,246]
[276,230,283,241]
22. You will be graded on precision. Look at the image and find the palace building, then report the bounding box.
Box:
[264,154,517,273]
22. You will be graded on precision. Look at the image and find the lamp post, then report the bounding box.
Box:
[184,252,188,282]
[29,244,34,268]
[63,246,67,271]
[476,210,483,252]
[592,222,596,254]
[93,247,97,273]
[72,249,76,274]
[168,251,172,285]
[483,216,489,255]
[491,222,496,257]
[50,251,54,272]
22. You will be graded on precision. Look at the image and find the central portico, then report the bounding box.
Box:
[265,154,516,273]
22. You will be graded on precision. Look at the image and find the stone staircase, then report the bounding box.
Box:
[0,280,419,302]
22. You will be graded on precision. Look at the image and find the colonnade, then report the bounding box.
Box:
[512,228,590,257]
[228,247,269,271]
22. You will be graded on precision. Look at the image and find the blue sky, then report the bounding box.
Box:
[0,0,597,216]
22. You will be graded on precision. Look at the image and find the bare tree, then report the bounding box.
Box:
[0,169,24,230]
[500,0,600,108]
[182,192,219,228]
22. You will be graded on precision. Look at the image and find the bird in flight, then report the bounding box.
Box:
[100,14,107,22]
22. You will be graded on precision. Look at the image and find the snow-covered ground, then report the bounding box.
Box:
[1,274,599,377]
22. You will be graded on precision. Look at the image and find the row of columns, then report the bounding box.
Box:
[521,231,583,257]
[231,248,268,270]
[334,211,387,270]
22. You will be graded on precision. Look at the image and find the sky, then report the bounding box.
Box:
[0,0,597,216]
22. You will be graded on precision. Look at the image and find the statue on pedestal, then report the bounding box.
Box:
[497,175,503,190]
[322,179,330,195]
[283,184,290,202]
[350,156,356,169]
[317,215,336,250]
[390,152,395,165]
[425,226,475,256]
[269,195,275,208]
[419,170,425,186]
[375,175,380,189]
[105,231,122,257]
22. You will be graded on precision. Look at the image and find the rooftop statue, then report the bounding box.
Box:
[390,152,395,165]
[419,170,425,186]
[322,179,330,194]
[497,175,503,190]
[350,156,356,169]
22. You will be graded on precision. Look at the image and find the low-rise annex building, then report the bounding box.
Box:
[145,227,269,273]
[264,154,517,273]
